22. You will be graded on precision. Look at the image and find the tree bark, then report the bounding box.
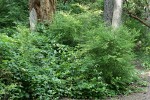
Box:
[29,0,56,22]
[29,0,56,31]
[145,0,150,32]
[112,0,123,29]
[104,0,114,26]
[29,8,37,31]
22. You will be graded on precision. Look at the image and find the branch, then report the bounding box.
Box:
[127,11,150,28]
[124,0,150,28]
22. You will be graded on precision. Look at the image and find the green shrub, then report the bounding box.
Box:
[79,26,138,94]
[48,12,82,46]
[70,3,87,14]
[0,0,28,28]
[2,26,75,99]
[0,9,140,99]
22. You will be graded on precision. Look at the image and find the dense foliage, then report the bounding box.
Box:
[0,0,149,99]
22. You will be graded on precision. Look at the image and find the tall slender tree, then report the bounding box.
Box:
[104,0,114,26]
[112,0,123,29]
[146,0,150,33]
[104,0,123,29]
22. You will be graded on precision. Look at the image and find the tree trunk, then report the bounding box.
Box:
[104,0,114,26]
[29,0,56,31]
[146,0,150,32]
[112,0,123,29]
[29,8,37,31]
[29,0,56,22]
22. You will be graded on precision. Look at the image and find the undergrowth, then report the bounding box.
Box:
[0,0,146,99]
[0,11,140,99]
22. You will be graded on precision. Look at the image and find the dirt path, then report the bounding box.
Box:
[108,71,150,100]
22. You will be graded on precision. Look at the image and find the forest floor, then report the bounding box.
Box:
[107,70,150,100]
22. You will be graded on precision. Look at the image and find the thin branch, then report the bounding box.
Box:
[126,11,150,28]
[124,0,150,28]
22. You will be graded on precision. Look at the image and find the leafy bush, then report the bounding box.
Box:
[48,12,82,46]
[44,12,138,98]
[0,3,140,99]
[0,0,28,28]
[79,26,138,93]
